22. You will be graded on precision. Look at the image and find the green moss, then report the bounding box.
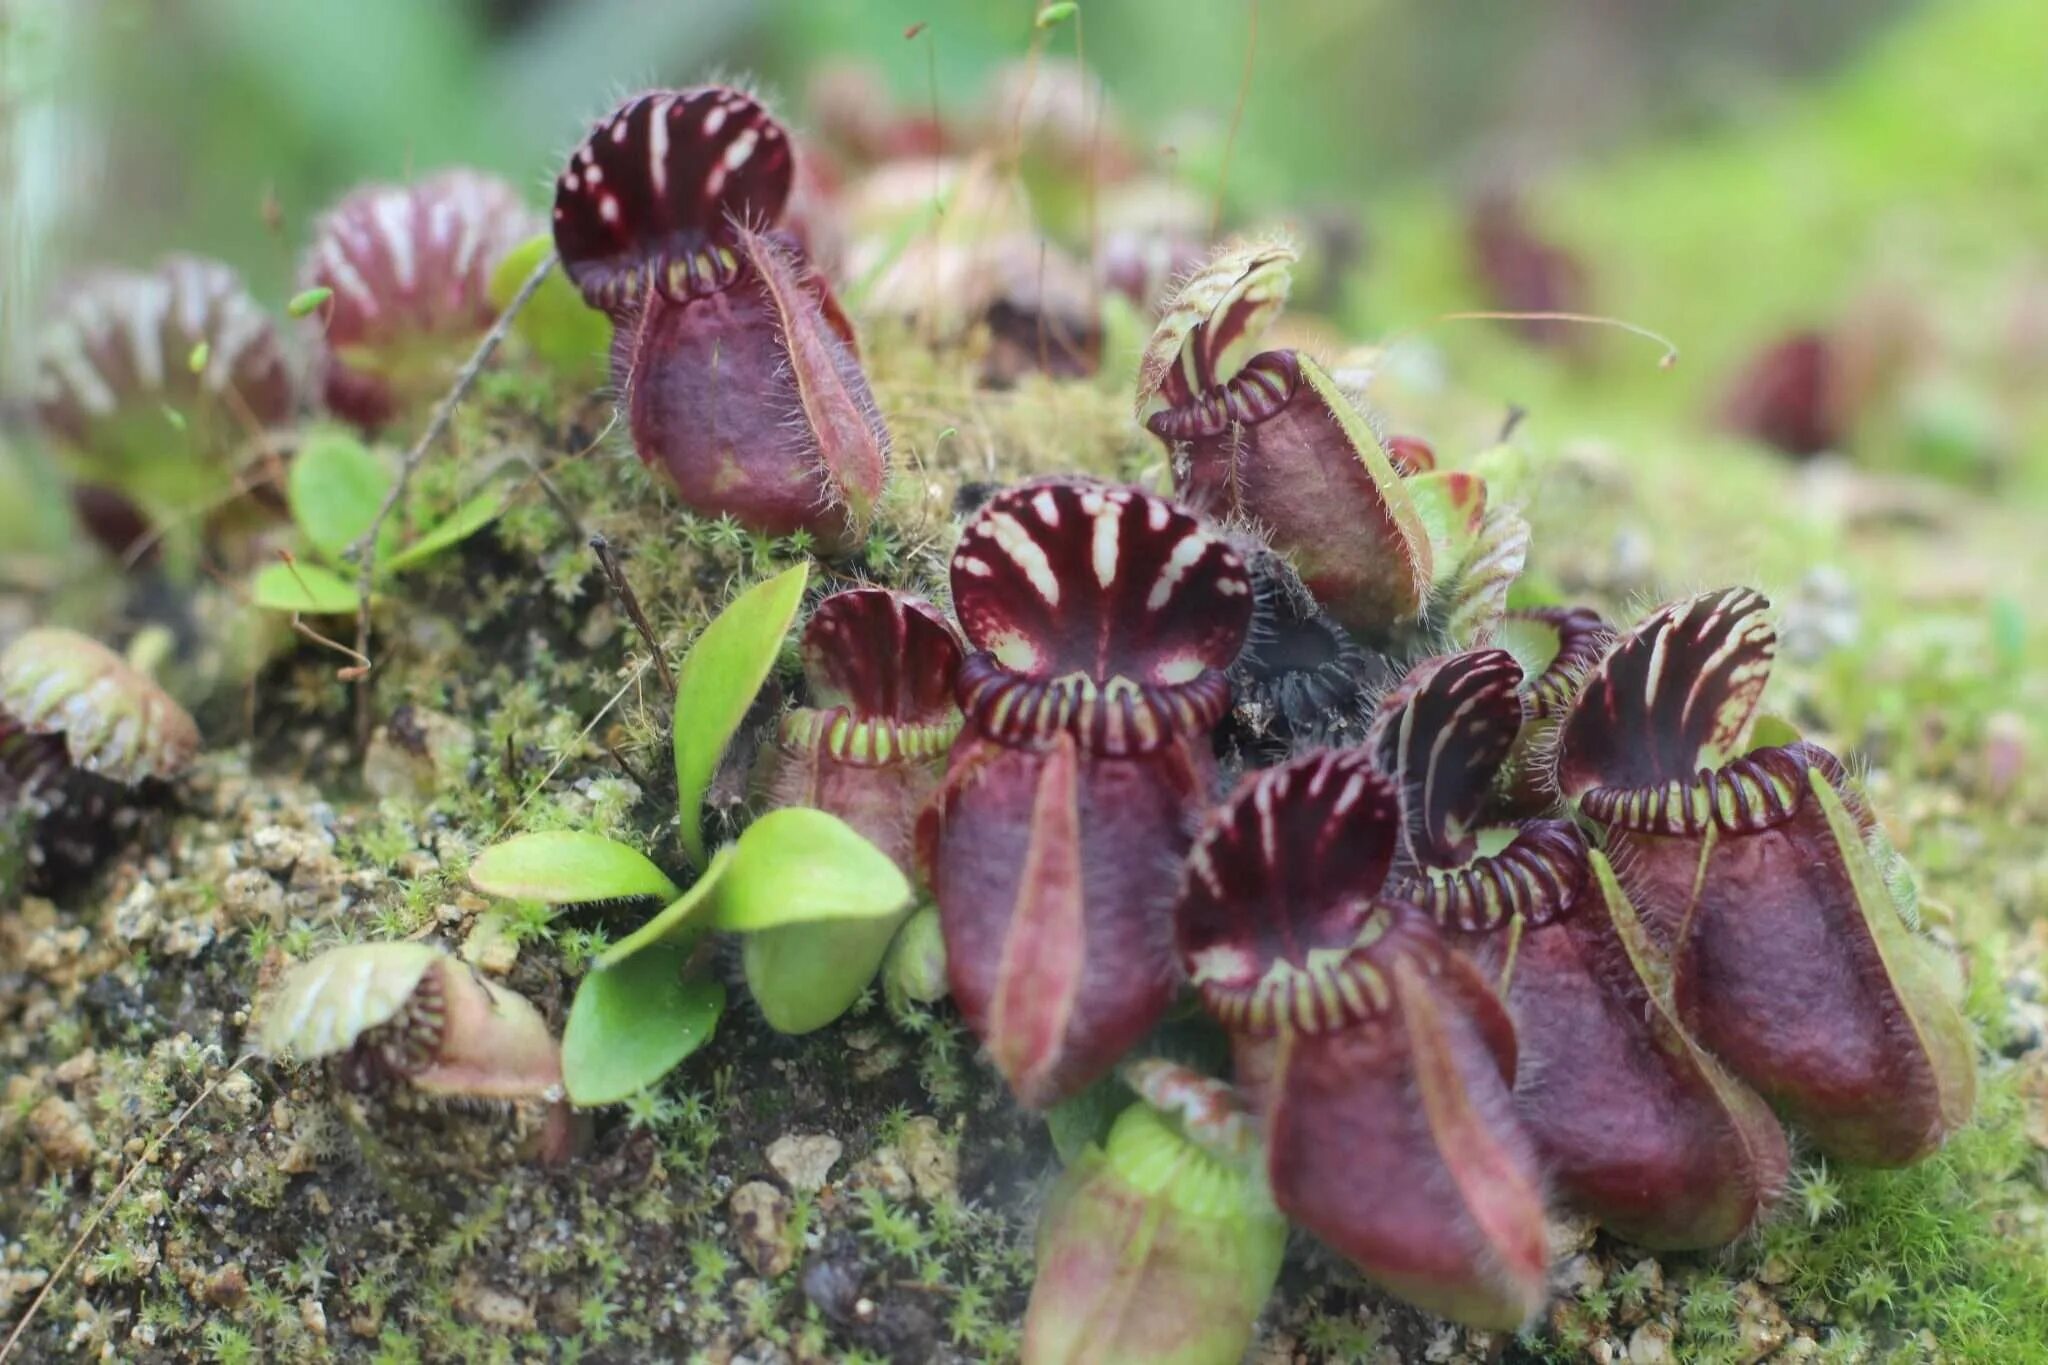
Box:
[1739,1072,2048,1361]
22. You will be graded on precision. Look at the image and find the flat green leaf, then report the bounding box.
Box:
[490,233,610,385]
[596,845,736,969]
[469,831,680,905]
[711,807,913,932]
[251,560,362,614]
[562,946,725,1105]
[383,487,508,574]
[743,912,905,1035]
[673,563,809,864]
[882,904,950,1008]
[288,429,396,563]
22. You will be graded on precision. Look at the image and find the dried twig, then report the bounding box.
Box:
[1429,310,1680,369]
[0,1057,251,1363]
[348,250,558,750]
[589,534,676,697]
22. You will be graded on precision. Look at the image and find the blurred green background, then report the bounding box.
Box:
[3,0,2045,501]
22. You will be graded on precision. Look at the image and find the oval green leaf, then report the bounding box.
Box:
[596,845,737,970]
[743,912,905,1035]
[673,563,809,864]
[383,487,509,575]
[562,946,725,1106]
[711,807,913,932]
[288,429,397,564]
[489,233,611,385]
[882,904,950,1008]
[469,831,681,905]
[251,560,362,614]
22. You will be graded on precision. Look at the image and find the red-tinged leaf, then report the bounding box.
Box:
[767,590,963,871]
[1804,772,1976,1154]
[1121,1058,1257,1163]
[553,87,794,311]
[1169,749,1552,1326]
[1406,469,1489,572]
[404,958,564,1102]
[1721,329,1842,458]
[1466,191,1590,353]
[1171,356,1433,638]
[1023,1100,1285,1365]
[801,589,962,723]
[1369,649,1526,869]
[757,725,949,874]
[1555,588,1776,798]
[740,227,889,527]
[1393,959,1550,1324]
[1387,434,1437,474]
[984,735,1088,1103]
[615,235,886,546]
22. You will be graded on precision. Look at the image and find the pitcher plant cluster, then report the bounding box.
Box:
[14,74,1981,1365]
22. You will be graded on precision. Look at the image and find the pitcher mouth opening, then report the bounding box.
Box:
[955,653,1233,756]
[1575,742,1851,837]
[777,705,963,766]
[1386,820,1589,935]
[1186,900,1449,1039]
